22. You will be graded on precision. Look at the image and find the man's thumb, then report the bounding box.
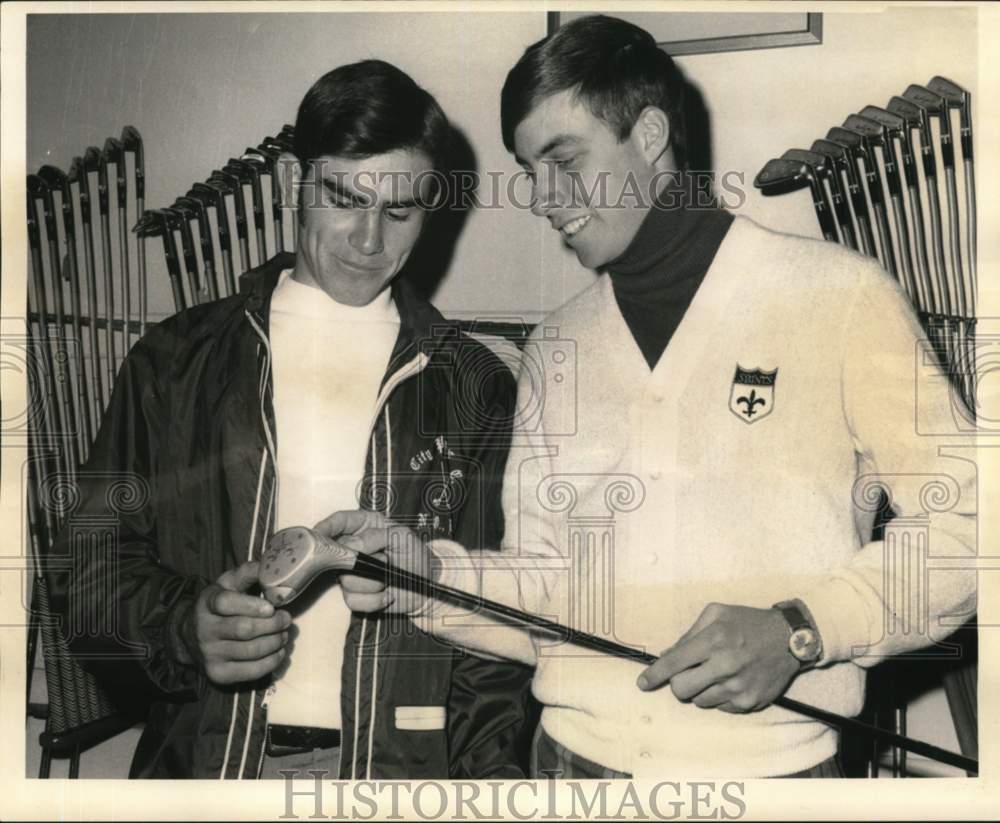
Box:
[218,560,261,592]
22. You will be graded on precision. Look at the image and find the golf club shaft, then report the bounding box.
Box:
[99,209,117,393]
[42,212,82,474]
[118,201,132,356]
[906,184,936,315]
[27,206,72,490]
[137,192,147,334]
[79,203,107,416]
[964,157,976,305]
[346,553,978,773]
[888,192,919,306]
[943,168,966,317]
[57,197,94,462]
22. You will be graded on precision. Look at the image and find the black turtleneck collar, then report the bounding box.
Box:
[606,173,733,370]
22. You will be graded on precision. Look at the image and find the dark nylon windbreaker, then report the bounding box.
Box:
[46,254,536,779]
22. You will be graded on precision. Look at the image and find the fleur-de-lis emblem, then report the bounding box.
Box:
[736,389,766,418]
[729,365,777,425]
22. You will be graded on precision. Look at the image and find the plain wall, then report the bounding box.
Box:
[24,6,976,778]
[26,8,978,324]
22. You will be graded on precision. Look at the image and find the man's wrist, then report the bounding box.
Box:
[772,598,823,669]
[169,598,200,668]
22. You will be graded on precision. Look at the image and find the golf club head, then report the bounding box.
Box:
[903,84,953,165]
[91,145,111,215]
[754,157,811,195]
[39,165,76,237]
[164,207,199,267]
[104,137,128,206]
[26,178,41,246]
[259,526,359,608]
[843,114,886,148]
[68,156,93,221]
[132,210,162,237]
[102,136,124,165]
[29,172,59,235]
[209,171,248,236]
[82,146,102,174]
[192,182,232,248]
[860,105,905,138]
[927,76,969,113]
[37,164,68,192]
[26,174,46,205]
[186,184,215,208]
[262,134,294,153]
[222,159,254,184]
[903,84,947,119]
[810,139,851,170]
[120,126,146,199]
[170,197,198,221]
[781,148,832,178]
[241,148,273,172]
[175,196,216,269]
[887,96,924,129]
[928,76,972,150]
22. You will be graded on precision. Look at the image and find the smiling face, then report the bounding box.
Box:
[283,149,435,305]
[513,90,672,270]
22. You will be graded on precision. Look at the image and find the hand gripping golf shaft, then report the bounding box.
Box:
[260,527,978,774]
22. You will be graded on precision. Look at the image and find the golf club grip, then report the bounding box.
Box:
[348,554,978,773]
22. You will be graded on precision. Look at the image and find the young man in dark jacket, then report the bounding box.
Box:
[46,60,535,779]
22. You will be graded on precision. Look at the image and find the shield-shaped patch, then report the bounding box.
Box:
[729,365,777,424]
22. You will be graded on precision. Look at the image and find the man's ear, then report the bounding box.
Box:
[630,106,671,166]
[276,151,303,212]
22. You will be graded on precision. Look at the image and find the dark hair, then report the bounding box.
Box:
[501,15,687,167]
[294,60,451,172]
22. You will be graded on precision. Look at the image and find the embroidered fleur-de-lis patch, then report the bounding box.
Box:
[729,365,777,424]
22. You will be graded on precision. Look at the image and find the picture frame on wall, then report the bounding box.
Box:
[548,11,823,56]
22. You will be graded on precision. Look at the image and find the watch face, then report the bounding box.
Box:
[789,627,820,661]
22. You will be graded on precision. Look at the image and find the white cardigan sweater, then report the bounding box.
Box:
[415,216,977,777]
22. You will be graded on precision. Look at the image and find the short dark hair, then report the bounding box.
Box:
[501,15,687,167]
[293,60,451,172]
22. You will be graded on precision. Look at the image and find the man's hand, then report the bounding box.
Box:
[314,510,438,615]
[636,603,799,713]
[181,561,292,685]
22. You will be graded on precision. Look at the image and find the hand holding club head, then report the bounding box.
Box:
[259,526,360,607]
[261,514,437,615]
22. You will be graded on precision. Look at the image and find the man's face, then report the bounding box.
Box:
[293,150,434,305]
[514,90,658,270]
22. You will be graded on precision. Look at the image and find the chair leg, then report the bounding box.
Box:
[69,745,81,779]
[38,745,52,779]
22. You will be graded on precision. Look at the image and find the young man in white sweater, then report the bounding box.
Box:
[330,16,977,778]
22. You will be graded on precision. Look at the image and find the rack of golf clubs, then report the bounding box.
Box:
[25,127,148,776]
[755,76,976,415]
[135,124,297,310]
[756,77,978,779]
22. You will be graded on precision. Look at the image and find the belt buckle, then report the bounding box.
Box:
[266,724,340,757]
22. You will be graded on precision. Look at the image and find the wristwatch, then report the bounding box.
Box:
[773,599,822,668]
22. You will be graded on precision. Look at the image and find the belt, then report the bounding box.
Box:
[266,724,342,758]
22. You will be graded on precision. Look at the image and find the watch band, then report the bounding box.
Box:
[773,599,823,666]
